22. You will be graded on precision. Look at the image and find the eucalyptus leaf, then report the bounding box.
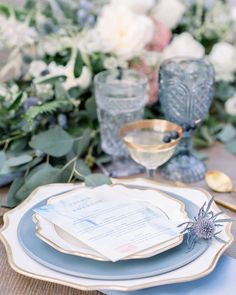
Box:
[0,172,21,187]
[76,128,92,157]
[29,126,74,157]
[192,137,211,148]
[217,124,236,143]
[10,138,28,153]
[7,154,33,167]
[85,173,112,187]
[25,163,52,180]
[74,50,83,78]
[15,164,61,201]
[214,82,235,101]
[75,159,91,180]
[56,161,75,182]
[7,177,25,208]
[96,155,112,164]
[85,97,97,120]
[0,151,6,167]
[0,152,11,175]
[200,126,214,145]
[17,155,44,172]
[226,139,236,155]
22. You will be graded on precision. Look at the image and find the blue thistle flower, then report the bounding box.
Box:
[178,197,234,249]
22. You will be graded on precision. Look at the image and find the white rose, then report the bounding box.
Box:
[111,0,155,14]
[162,33,205,60]
[95,4,154,60]
[225,94,236,116]
[78,30,102,54]
[28,61,48,78]
[208,42,236,82]
[152,0,186,29]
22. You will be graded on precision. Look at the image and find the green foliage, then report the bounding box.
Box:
[36,75,67,84]
[7,177,25,208]
[84,173,112,187]
[74,50,83,78]
[29,126,74,157]
[217,124,236,143]
[25,100,69,123]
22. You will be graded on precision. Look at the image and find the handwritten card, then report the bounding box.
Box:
[34,185,183,262]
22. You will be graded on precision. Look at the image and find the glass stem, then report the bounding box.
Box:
[177,132,192,156]
[147,168,156,178]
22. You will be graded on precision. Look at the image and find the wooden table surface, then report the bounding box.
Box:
[0,142,235,295]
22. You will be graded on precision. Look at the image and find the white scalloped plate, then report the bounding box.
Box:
[33,184,188,261]
[0,178,233,292]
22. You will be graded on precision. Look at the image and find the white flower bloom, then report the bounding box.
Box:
[63,66,92,90]
[28,61,48,78]
[103,56,128,70]
[0,15,37,49]
[111,0,155,14]
[75,66,92,89]
[35,84,53,98]
[48,62,66,76]
[208,42,236,82]
[225,94,236,116]
[38,35,72,56]
[0,84,8,97]
[94,4,154,60]
[152,0,186,29]
[78,30,102,54]
[162,33,205,60]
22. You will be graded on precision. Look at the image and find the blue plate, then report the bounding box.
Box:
[17,186,209,280]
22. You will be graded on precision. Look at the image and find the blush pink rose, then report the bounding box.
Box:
[146,20,172,52]
[133,61,158,105]
[133,20,171,105]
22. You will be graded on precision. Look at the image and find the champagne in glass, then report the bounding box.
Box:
[120,120,182,177]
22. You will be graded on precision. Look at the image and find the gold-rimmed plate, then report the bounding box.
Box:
[0,180,233,291]
[33,184,188,261]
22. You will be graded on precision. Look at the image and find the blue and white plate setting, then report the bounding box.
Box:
[0,179,233,291]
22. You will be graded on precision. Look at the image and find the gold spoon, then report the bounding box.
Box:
[205,170,236,193]
[205,170,236,213]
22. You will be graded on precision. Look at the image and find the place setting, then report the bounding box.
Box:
[0,59,234,291]
[0,1,236,294]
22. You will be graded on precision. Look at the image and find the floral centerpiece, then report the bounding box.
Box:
[0,0,236,207]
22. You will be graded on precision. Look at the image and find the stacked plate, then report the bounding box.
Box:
[0,178,233,292]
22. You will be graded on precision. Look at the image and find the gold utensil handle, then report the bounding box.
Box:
[215,199,236,213]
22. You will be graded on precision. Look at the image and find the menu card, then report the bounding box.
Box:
[34,185,183,262]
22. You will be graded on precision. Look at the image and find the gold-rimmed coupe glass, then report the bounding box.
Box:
[120,120,183,177]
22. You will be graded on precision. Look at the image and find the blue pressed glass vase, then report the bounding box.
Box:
[159,57,214,182]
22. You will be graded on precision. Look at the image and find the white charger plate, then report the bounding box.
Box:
[0,178,233,292]
[33,184,188,261]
